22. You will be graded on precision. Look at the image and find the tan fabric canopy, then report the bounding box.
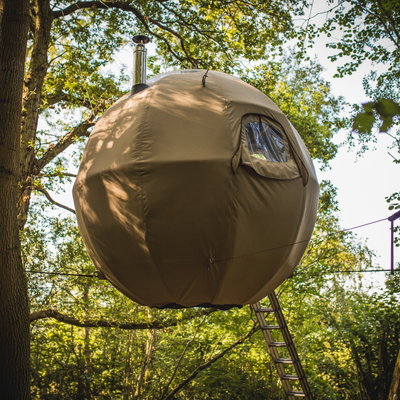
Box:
[73,70,319,309]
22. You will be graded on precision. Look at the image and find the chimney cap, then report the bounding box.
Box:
[133,35,150,45]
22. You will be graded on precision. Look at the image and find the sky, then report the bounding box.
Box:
[300,5,400,283]
[51,6,399,287]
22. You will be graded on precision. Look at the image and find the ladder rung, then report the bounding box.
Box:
[287,391,305,397]
[269,342,287,347]
[275,358,293,364]
[255,308,274,313]
[262,325,280,330]
[253,294,313,398]
[281,374,299,380]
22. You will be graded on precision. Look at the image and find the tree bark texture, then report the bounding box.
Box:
[0,0,31,398]
[84,286,92,399]
[388,345,400,400]
[29,307,218,329]
[84,326,92,399]
[378,322,389,400]
[18,0,52,230]
[134,329,156,399]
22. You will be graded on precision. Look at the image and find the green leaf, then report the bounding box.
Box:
[379,116,394,132]
[370,99,400,132]
[374,99,400,118]
[362,101,376,114]
[352,112,375,134]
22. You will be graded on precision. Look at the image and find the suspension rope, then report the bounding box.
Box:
[27,215,398,278]
[296,269,394,274]
[27,270,95,278]
[209,216,388,264]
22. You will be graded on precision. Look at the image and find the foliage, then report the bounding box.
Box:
[311,1,400,141]
[313,1,400,251]
[314,0,400,147]
[353,99,400,134]
[13,1,400,399]
[315,0,400,78]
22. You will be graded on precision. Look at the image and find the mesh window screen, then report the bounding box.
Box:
[245,117,287,163]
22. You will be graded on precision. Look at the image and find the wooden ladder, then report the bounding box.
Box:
[251,291,313,399]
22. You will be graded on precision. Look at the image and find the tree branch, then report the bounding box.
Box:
[134,329,156,399]
[31,118,95,175]
[146,17,197,67]
[29,307,218,329]
[54,1,149,19]
[159,2,218,38]
[356,2,399,46]
[44,90,94,109]
[161,316,207,398]
[162,323,259,400]
[44,91,69,107]
[52,1,193,66]
[33,185,76,214]
[375,0,400,44]
[39,172,77,178]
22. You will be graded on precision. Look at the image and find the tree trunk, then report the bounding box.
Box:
[134,330,156,399]
[0,0,31,398]
[378,321,389,400]
[84,326,91,399]
[18,0,52,230]
[388,345,400,400]
[84,286,92,399]
[123,332,134,400]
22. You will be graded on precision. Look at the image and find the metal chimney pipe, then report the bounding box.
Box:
[131,35,150,95]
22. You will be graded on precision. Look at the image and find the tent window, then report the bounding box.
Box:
[245,117,287,163]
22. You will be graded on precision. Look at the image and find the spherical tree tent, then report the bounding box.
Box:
[73,68,319,309]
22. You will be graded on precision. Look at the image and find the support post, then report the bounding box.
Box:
[388,210,400,275]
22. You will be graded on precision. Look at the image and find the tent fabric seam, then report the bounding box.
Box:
[135,81,177,304]
[207,73,242,304]
[206,72,237,155]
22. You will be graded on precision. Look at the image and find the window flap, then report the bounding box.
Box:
[238,114,302,181]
